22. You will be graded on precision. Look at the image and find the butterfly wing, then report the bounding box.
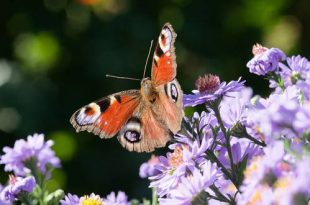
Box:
[155,78,184,134]
[117,102,172,152]
[70,90,141,138]
[152,23,184,134]
[151,23,177,86]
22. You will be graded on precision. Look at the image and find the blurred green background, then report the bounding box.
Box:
[0,0,309,200]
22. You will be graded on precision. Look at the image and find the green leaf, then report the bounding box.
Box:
[236,154,248,187]
[45,189,65,205]
[130,199,141,205]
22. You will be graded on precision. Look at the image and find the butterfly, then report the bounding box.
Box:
[70,23,184,152]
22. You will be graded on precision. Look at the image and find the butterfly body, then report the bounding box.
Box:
[140,78,157,103]
[70,23,184,152]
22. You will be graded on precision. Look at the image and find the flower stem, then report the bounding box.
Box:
[231,122,266,147]
[209,101,237,184]
[244,132,266,147]
[205,150,238,189]
[151,187,158,205]
[25,158,47,205]
[18,192,33,205]
[210,184,235,204]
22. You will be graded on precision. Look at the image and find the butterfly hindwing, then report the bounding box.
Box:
[117,104,172,152]
[156,78,184,134]
[151,23,177,86]
[70,90,141,138]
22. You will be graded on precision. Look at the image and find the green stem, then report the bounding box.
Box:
[206,150,238,189]
[151,187,158,205]
[244,132,266,147]
[211,103,237,184]
[210,185,235,204]
[18,192,33,205]
[25,158,47,205]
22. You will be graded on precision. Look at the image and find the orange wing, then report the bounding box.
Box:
[151,23,177,86]
[70,90,141,138]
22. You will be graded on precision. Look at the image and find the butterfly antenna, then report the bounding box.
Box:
[143,40,154,79]
[105,74,141,81]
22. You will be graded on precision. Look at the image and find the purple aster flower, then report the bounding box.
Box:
[220,87,253,128]
[276,157,310,204]
[290,156,310,194]
[0,184,11,205]
[238,141,291,204]
[61,193,105,205]
[183,74,245,107]
[218,142,262,168]
[171,111,218,151]
[0,175,36,202]
[60,193,80,205]
[279,55,310,99]
[103,191,130,205]
[237,184,274,205]
[239,144,310,205]
[171,111,219,149]
[281,55,310,85]
[246,44,286,76]
[80,193,104,205]
[139,155,161,178]
[247,88,310,144]
[149,145,196,197]
[293,103,310,136]
[158,161,219,205]
[150,130,214,197]
[0,133,61,176]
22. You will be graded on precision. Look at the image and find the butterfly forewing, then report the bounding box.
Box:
[70,90,141,138]
[151,23,177,86]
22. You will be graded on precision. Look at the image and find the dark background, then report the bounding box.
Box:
[0,0,309,200]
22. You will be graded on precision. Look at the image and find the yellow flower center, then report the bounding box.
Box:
[274,176,292,189]
[168,146,187,168]
[244,156,262,180]
[247,190,262,205]
[247,185,269,205]
[80,195,103,205]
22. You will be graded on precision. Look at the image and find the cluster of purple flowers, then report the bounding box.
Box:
[0,134,133,205]
[238,141,310,205]
[0,175,36,204]
[0,134,61,204]
[61,191,130,205]
[139,44,310,204]
[1,133,60,176]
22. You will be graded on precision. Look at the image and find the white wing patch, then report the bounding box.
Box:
[75,102,101,126]
[159,27,172,53]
